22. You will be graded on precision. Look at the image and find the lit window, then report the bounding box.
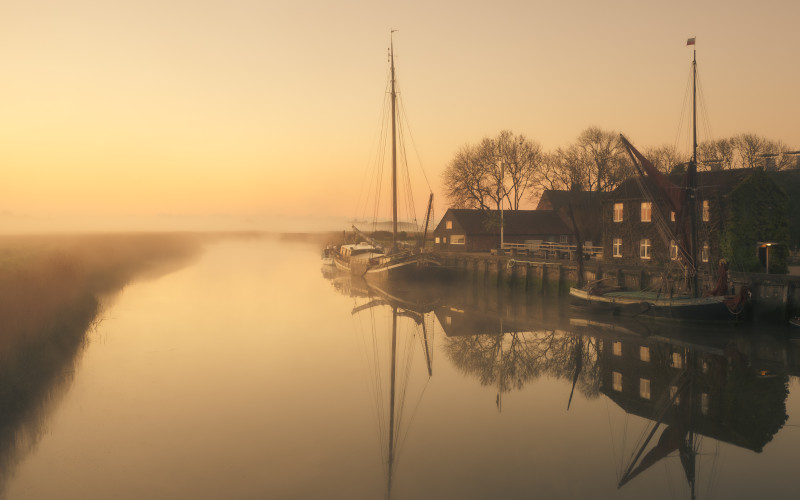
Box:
[613,238,623,258]
[613,203,623,222]
[612,371,623,392]
[640,239,651,260]
[669,240,678,260]
[672,352,683,368]
[612,341,622,356]
[640,346,650,362]
[641,202,652,222]
[451,235,465,245]
[701,242,709,262]
[670,211,676,222]
[435,237,440,244]
[702,200,710,222]
[445,315,452,325]
[446,220,453,229]
[639,378,651,400]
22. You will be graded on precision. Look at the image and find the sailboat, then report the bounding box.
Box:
[569,39,750,323]
[334,33,442,281]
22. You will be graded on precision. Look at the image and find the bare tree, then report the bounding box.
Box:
[644,144,684,174]
[442,131,544,210]
[442,144,493,209]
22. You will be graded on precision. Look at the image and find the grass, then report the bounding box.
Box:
[0,232,211,489]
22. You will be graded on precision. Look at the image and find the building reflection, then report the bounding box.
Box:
[322,270,799,498]
[432,282,795,498]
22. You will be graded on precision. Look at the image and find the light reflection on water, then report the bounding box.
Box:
[3,238,800,499]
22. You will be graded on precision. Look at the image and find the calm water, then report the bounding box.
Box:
[2,238,799,499]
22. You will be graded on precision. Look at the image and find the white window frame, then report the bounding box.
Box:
[613,238,623,258]
[669,240,678,261]
[613,203,623,222]
[641,202,652,222]
[640,346,650,362]
[451,234,465,245]
[640,239,651,260]
[612,341,622,356]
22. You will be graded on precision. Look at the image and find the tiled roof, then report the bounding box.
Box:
[439,209,570,236]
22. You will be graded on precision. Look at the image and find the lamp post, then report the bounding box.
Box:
[758,242,777,274]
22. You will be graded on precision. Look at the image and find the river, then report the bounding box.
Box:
[2,237,799,499]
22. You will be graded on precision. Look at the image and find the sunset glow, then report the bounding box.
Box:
[1,0,797,232]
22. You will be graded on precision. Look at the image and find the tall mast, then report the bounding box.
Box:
[390,32,398,251]
[689,41,699,297]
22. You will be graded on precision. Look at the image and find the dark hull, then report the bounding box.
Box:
[569,287,747,324]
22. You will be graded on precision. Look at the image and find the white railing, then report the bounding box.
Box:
[499,241,604,260]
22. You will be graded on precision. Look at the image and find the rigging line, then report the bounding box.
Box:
[605,397,623,481]
[397,94,434,193]
[396,376,432,462]
[673,65,693,156]
[357,78,393,222]
[397,111,420,228]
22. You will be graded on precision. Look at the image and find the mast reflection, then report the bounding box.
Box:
[325,271,437,499]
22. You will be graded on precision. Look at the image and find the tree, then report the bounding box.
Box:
[644,144,684,174]
[442,131,544,210]
[720,169,789,273]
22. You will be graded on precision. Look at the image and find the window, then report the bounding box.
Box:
[670,211,676,222]
[672,352,683,368]
[640,239,651,260]
[612,371,623,392]
[451,235,465,245]
[701,393,709,416]
[701,242,709,262]
[702,200,710,222]
[639,378,651,400]
[669,240,678,260]
[613,203,624,222]
[446,220,453,229]
[443,237,447,244]
[640,346,650,362]
[613,238,623,258]
[612,341,622,356]
[435,237,440,244]
[641,202,652,222]
[559,234,568,244]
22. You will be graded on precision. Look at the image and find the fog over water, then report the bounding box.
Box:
[2,237,799,499]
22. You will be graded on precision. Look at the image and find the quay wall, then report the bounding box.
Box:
[438,252,800,323]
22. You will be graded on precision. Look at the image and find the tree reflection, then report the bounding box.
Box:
[443,328,601,403]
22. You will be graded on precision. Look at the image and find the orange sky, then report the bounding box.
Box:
[1,0,798,232]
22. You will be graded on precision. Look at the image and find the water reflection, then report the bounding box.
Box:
[572,316,790,498]
[322,267,797,499]
[327,273,438,498]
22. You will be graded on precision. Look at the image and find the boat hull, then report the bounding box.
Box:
[569,287,747,323]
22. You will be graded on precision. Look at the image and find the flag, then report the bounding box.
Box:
[687,37,696,45]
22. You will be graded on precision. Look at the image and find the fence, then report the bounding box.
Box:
[499,241,603,260]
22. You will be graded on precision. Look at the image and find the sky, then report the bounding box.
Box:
[1,0,798,232]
